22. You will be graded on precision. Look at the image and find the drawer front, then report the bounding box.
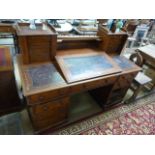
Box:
[0,26,14,32]
[29,97,69,130]
[27,88,69,105]
[114,73,137,89]
[70,76,117,94]
[84,80,103,90]
[85,76,117,90]
[70,84,85,94]
[119,76,131,88]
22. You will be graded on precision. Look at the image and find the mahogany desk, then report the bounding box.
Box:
[15,48,141,133]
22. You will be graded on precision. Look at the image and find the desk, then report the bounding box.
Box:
[15,51,141,133]
[0,21,140,133]
[138,44,155,66]
[137,44,155,88]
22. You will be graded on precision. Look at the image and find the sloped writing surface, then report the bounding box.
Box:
[63,55,113,77]
[56,49,122,83]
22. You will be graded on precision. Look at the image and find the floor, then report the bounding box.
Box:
[0,37,155,135]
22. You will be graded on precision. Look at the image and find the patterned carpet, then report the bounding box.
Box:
[53,93,155,135]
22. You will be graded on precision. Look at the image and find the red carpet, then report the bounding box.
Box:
[53,94,155,135]
[81,102,155,135]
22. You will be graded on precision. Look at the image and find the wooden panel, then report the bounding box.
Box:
[57,40,99,50]
[0,24,16,33]
[29,97,69,130]
[27,89,60,105]
[84,76,116,90]
[27,87,70,105]
[70,84,85,94]
[113,72,137,89]
[18,36,30,64]
[15,23,55,36]
[97,25,128,55]
[0,46,13,71]
[15,23,57,64]
[105,71,139,108]
[0,46,22,115]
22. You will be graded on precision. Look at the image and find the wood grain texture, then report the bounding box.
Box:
[97,25,128,55]
[0,46,13,71]
[29,97,69,130]
[0,46,22,115]
[0,23,16,33]
[15,23,57,64]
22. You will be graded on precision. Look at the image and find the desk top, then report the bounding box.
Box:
[138,44,155,59]
[15,51,141,96]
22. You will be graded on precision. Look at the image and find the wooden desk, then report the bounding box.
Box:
[15,51,141,132]
[137,44,155,88]
[138,44,155,67]
[11,22,140,133]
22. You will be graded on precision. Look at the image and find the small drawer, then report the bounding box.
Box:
[84,80,103,90]
[70,84,85,94]
[107,76,117,85]
[59,87,70,96]
[85,77,117,90]
[29,97,69,130]
[27,88,69,105]
[27,90,60,105]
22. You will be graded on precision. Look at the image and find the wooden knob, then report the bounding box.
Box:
[43,106,48,111]
[39,96,44,101]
